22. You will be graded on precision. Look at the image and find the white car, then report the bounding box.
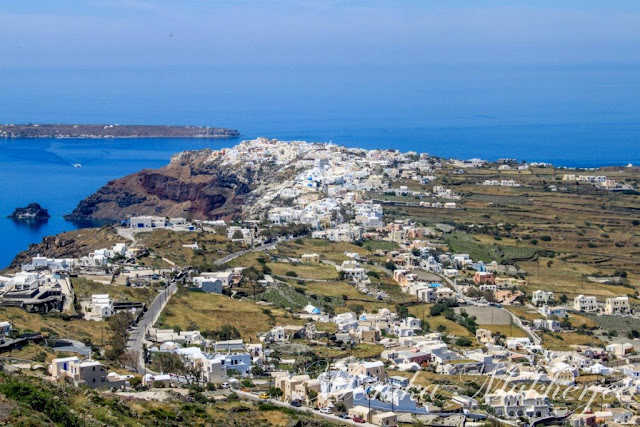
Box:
[319,407,333,414]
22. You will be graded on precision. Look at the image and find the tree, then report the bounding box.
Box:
[184,363,203,386]
[559,294,568,303]
[154,352,184,374]
[232,230,244,240]
[384,261,397,271]
[106,311,133,361]
[348,304,365,317]
[396,304,409,319]
[455,337,472,347]
[119,349,141,372]
[268,387,283,398]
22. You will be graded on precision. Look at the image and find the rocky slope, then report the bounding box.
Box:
[65,149,274,222]
[7,203,50,220]
[5,226,123,272]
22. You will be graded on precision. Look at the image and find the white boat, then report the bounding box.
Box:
[73,163,82,168]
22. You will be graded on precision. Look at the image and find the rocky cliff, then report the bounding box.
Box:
[5,226,123,272]
[65,150,267,222]
[8,203,51,220]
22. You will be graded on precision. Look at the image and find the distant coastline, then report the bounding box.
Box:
[0,123,240,139]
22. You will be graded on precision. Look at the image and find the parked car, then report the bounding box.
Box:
[290,399,302,407]
[319,407,333,414]
[352,416,366,423]
[258,393,269,399]
[221,382,230,389]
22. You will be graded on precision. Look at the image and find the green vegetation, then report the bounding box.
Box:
[446,232,539,263]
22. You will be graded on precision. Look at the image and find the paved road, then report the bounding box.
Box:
[116,227,138,245]
[214,240,285,265]
[61,277,75,314]
[235,390,376,426]
[127,281,177,372]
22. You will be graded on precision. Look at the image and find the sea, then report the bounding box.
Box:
[1,64,639,267]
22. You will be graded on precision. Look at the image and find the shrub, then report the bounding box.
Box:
[455,337,473,346]
[285,271,298,277]
[0,379,81,427]
[540,235,552,241]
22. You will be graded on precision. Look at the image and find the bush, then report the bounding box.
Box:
[540,235,552,241]
[455,337,473,346]
[285,271,298,277]
[0,379,82,427]
[152,380,166,388]
[530,239,538,245]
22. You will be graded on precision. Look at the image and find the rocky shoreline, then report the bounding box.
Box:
[0,123,240,139]
[8,203,51,221]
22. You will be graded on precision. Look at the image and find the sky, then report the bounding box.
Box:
[1,1,639,69]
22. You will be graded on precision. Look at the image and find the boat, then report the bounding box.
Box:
[73,163,82,168]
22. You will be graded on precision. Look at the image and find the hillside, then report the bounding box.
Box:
[65,149,282,222]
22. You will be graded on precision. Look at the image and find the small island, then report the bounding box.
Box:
[0,123,240,139]
[8,203,51,220]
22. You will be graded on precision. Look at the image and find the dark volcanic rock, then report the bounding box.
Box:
[8,203,51,220]
[65,150,263,223]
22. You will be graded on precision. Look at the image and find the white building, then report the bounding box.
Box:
[573,295,598,312]
[484,389,551,419]
[90,294,114,320]
[532,290,554,305]
[192,276,223,294]
[604,296,630,315]
[129,216,166,229]
[538,305,567,318]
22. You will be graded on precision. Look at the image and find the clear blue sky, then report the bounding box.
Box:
[1,1,639,68]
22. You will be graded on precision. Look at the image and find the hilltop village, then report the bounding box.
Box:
[2,138,640,426]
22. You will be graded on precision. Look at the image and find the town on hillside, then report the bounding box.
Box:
[2,138,640,426]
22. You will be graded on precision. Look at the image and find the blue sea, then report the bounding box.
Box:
[1,64,639,267]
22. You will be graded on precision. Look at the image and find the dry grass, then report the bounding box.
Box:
[268,262,339,280]
[72,278,157,302]
[276,239,370,263]
[136,229,244,266]
[505,306,543,321]
[0,307,109,344]
[406,305,472,337]
[540,331,605,351]
[478,323,529,338]
[160,290,304,342]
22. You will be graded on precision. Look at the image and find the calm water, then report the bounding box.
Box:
[0,64,639,267]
